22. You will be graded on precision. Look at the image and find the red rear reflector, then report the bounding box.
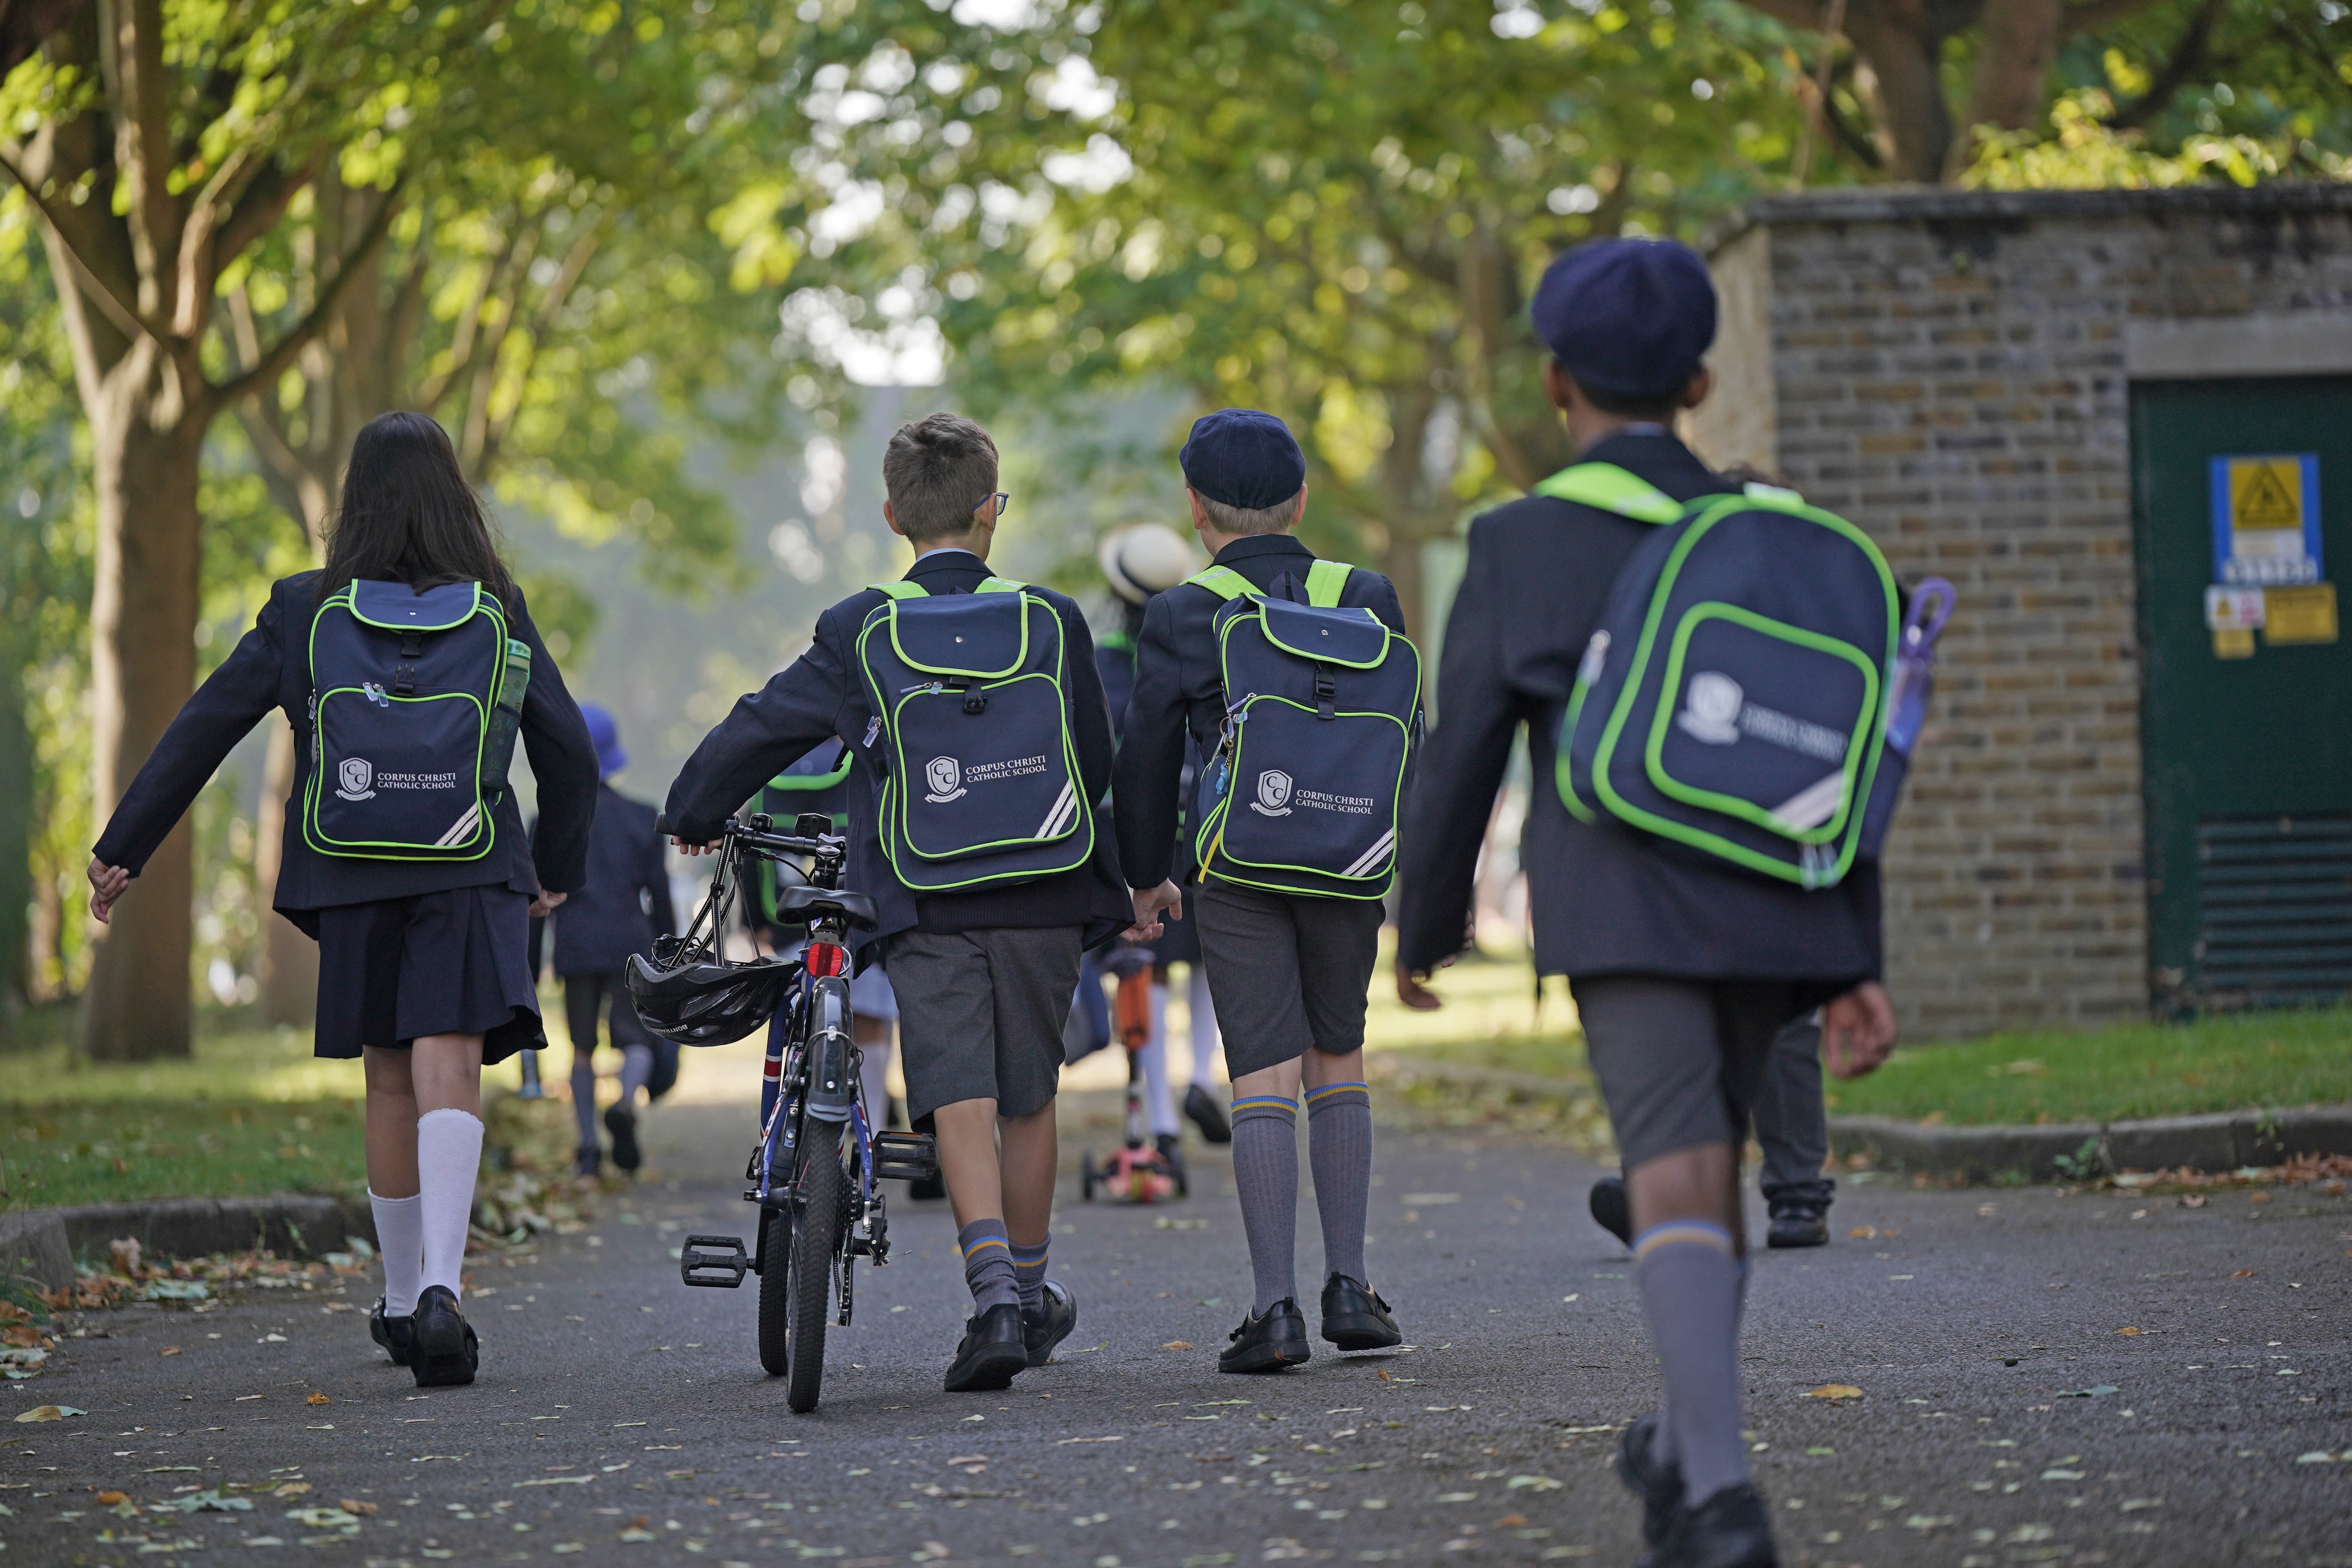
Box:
[807,942,845,978]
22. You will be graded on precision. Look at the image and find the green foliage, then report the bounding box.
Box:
[0,1098,367,1212]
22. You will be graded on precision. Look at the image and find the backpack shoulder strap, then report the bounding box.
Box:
[869,581,927,601]
[1185,565,1258,603]
[1531,463,1684,525]
[977,576,1027,594]
[1304,559,1352,608]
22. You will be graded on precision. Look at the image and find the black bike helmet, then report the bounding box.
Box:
[624,950,793,1047]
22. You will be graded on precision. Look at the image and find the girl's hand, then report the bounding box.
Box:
[87,859,131,925]
[1821,981,1897,1078]
[528,889,568,918]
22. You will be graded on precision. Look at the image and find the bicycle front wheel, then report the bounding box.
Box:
[756,1203,792,1377]
[784,1117,848,1413]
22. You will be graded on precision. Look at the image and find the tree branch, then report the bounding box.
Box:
[0,138,166,343]
[212,151,319,272]
[208,178,405,411]
[2060,0,2163,36]
[2103,0,2228,130]
[412,225,519,411]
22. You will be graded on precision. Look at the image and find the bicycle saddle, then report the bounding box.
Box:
[776,886,880,931]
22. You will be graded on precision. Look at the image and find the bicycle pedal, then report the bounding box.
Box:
[871,1131,938,1182]
[678,1234,751,1289]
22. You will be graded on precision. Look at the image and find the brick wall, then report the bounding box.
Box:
[1688,186,2352,1040]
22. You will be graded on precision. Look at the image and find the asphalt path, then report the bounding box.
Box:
[6,1091,2348,1568]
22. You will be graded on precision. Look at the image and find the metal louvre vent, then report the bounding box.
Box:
[2195,815,2352,1004]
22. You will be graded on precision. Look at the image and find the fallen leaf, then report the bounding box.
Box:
[98,1491,127,1504]
[14,1405,83,1422]
[2116,1327,2142,1337]
[1162,1341,1193,1351]
[1849,1227,1878,1240]
[158,1347,182,1357]
[2249,1191,2272,1204]
[1804,1386,1864,1402]
[2230,1269,2255,1279]
[306,1393,332,1406]
[273,1482,311,1497]
[2179,1196,2207,1209]
[340,1499,378,1515]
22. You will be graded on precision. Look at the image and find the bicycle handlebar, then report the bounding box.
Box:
[655,812,845,861]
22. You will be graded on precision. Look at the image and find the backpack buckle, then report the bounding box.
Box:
[1314,664,1337,720]
[394,631,423,697]
[962,692,987,715]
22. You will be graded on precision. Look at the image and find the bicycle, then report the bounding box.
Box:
[650,811,938,1413]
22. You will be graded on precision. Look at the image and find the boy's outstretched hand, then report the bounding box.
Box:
[528,889,568,919]
[86,858,130,924]
[1820,980,1896,1078]
[1129,879,1182,941]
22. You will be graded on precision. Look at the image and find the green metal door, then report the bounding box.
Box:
[2131,375,2352,1013]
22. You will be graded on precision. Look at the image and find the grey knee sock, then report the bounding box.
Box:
[570,1053,599,1150]
[618,1044,654,1109]
[1635,1221,1750,1504]
[957,1220,1020,1313]
[1230,1096,1299,1313]
[1306,1081,1372,1286]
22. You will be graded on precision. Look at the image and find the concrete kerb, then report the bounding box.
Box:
[0,1196,368,1292]
[1368,1054,2352,1187]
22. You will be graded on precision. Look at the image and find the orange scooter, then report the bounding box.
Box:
[1080,967,1189,1203]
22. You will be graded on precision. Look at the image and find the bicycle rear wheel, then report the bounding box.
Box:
[784,1118,847,1413]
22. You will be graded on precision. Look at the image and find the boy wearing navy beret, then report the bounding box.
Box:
[1394,238,1897,1568]
[1118,410,1411,1373]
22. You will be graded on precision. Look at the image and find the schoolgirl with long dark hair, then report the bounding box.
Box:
[88,411,599,1388]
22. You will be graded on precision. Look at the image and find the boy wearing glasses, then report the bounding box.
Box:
[667,413,1135,1392]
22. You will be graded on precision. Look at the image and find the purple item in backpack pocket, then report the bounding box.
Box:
[1858,577,1955,859]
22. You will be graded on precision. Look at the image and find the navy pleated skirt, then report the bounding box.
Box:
[314,885,543,1064]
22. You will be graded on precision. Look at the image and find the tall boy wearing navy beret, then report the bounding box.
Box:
[1118,410,1409,1373]
[1394,239,1897,1568]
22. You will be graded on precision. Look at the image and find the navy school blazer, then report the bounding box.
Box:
[529,782,675,977]
[661,548,1135,953]
[92,570,600,937]
[1392,430,1882,989]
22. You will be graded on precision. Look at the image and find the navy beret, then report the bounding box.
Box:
[1531,238,1717,403]
[1180,409,1306,512]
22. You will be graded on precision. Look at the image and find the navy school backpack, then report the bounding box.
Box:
[748,741,855,929]
[1189,560,1422,900]
[1546,463,1927,889]
[854,577,1093,893]
[304,579,530,860]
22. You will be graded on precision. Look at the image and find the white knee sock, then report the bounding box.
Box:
[416,1109,485,1300]
[1141,983,1180,1137]
[369,1191,424,1316]
[1187,968,1221,1089]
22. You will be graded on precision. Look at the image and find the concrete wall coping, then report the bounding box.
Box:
[1701,180,2352,253]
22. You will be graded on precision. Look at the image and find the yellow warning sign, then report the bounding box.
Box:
[2229,458,2305,531]
[2212,628,2256,659]
[2263,582,2338,645]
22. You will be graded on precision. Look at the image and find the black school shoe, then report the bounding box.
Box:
[1022,1281,1078,1367]
[1616,1410,1685,1547]
[1218,1299,1311,1374]
[604,1103,641,1174]
[1183,1084,1232,1145]
[1640,1483,1778,1568]
[1319,1274,1401,1351]
[409,1286,479,1388]
[1766,1199,1830,1249]
[945,1303,1028,1392]
[368,1299,417,1367]
[1589,1176,1634,1250]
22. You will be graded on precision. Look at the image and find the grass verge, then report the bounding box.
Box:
[1372,942,2352,1127]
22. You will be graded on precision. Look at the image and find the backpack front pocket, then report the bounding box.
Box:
[888,673,1081,861]
[1211,698,1407,884]
[309,688,489,857]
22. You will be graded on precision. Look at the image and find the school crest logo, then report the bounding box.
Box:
[335,757,377,802]
[1676,672,1744,745]
[1250,768,1294,817]
[923,756,966,804]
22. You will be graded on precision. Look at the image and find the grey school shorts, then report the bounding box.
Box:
[1569,976,1810,1170]
[886,926,1083,1122]
[1194,883,1385,1079]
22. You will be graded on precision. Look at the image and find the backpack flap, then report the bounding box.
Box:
[1254,597,1391,670]
[883,591,1030,679]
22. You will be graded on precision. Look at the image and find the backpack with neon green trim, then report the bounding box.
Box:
[1189,559,1421,900]
[304,579,530,861]
[747,740,856,928]
[1544,463,1908,889]
[853,577,1093,893]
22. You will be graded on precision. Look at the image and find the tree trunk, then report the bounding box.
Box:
[1844,4,1959,181]
[76,341,206,1063]
[0,635,31,1020]
[251,717,316,1027]
[1967,0,2063,131]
